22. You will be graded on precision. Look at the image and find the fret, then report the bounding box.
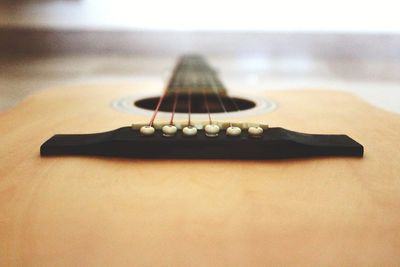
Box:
[167,55,227,95]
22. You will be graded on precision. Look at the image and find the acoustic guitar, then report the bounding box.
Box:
[0,55,399,266]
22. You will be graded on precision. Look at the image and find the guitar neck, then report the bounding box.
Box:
[166,55,227,96]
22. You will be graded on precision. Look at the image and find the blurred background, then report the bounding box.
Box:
[0,0,399,112]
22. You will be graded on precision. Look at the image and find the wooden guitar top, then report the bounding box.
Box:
[0,83,399,266]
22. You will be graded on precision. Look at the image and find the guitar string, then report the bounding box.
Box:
[202,88,212,124]
[226,81,241,112]
[187,87,193,126]
[174,59,215,128]
[148,58,182,126]
[150,56,238,129]
[168,59,191,127]
[148,86,168,127]
[210,65,241,114]
[198,67,214,125]
[183,57,224,126]
[204,67,233,127]
[169,90,179,125]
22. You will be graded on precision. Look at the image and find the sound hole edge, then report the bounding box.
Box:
[134,95,256,114]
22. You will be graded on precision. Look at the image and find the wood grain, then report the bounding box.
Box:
[0,83,399,266]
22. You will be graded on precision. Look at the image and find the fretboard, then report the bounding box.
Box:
[166,55,227,95]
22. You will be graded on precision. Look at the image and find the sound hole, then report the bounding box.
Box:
[134,95,256,113]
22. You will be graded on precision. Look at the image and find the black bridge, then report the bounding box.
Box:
[40,127,363,159]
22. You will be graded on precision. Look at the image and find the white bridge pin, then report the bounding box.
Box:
[140,125,155,136]
[248,126,264,138]
[205,124,220,137]
[226,126,242,137]
[162,125,177,137]
[183,126,197,136]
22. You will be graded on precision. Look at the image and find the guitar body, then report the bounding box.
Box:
[1,82,399,266]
